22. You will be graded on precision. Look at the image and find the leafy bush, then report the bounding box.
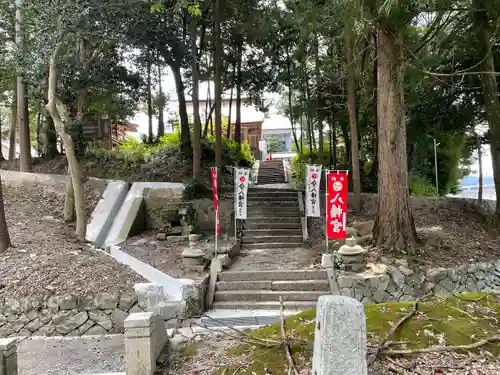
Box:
[409,173,436,196]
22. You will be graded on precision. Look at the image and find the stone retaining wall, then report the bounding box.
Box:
[0,291,144,337]
[464,198,496,214]
[333,259,500,303]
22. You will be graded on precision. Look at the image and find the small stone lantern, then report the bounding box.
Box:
[338,237,366,273]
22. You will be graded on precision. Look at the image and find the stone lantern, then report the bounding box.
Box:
[338,237,366,273]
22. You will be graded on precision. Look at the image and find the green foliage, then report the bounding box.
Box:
[265,135,288,153]
[203,136,254,168]
[409,173,437,197]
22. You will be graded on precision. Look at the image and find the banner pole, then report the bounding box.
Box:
[325,169,329,254]
[234,167,237,241]
[215,167,219,257]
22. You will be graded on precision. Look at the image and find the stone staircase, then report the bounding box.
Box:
[257,160,285,184]
[242,188,303,249]
[213,269,330,310]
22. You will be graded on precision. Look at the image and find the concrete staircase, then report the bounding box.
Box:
[257,160,285,184]
[242,188,303,249]
[213,269,330,310]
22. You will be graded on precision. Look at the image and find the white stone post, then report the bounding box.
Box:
[0,338,18,375]
[124,312,156,375]
[312,295,367,375]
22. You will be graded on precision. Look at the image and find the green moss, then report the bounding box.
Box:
[180,342,201,359]
[209,293,500,375]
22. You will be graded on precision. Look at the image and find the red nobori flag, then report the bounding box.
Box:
[326,171,349,239]
[210,167,220,236]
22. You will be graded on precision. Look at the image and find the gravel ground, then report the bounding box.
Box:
[0,184,145,297]
[17,335,124,375]
[122,231,235,280]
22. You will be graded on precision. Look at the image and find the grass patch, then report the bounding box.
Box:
[191,293,500,375]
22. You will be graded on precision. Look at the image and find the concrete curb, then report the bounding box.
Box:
[87,181,130,247]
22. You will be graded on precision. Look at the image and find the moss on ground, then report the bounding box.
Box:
[182,293,500,375]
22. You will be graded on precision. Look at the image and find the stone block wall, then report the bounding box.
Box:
[0,291,144,337]
[190,195,234,234]
[333,260,500,304]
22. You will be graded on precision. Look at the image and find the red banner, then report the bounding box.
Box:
[326,171,348,239]
[210,167,220,236]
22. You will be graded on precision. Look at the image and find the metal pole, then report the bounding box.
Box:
[434,138,439,196]
[215,208,218,257]
[234,167,237,241]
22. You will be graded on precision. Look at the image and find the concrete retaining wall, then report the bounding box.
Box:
[0,170,109,193]
[0,291,144,338]
[329,259,500,303]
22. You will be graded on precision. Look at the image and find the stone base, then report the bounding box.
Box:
[184,264,207,273]
[340,253,366,273]
[182,256,206,267]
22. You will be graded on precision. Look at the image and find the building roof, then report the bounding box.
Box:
[221,107,265,124]
[262,116,292,131]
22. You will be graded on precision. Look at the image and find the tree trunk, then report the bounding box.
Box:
[36,110,41,156]
[63,174,75,222]
[314,35,324,165]
[46,45,86,241]
[9,84,16,161]
[226,65,235,139]
[157,66,165,138]
[345,21,362,211]
[0,116,4,161]
[42,110,58,158]
[16,0,31,172]
[171,64,192,156]
[203,102,216,137]
[477,134,483,205]
[147,57,153,143]
[235,43,242,145]
[373,26,418,251]
[214,0,223,183]
[190,17,202,179]
[286,49,300,153]
[0,175,11,252]
[473,3,500,216]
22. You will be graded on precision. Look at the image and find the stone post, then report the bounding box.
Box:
[0,338,18,375]
[124,312,156,375]
[312,295,367,375]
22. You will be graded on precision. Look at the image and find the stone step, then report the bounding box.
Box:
[216,280,330,292]
[247,210,301,217]
[218,269,327,282]
[257,180,286,184]
[247,196,297,202]
[212,301,317,310]
[214,290,328,302]
[247,203,299,210]
[244,221,301,230]
[258,173,284,177]
[241,242,303,249]
[243,229,300,236]
[248,188,298,194]
[244,216,301,224]
[242,235,303,244]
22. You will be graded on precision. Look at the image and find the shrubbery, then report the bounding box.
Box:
[85,132,254,183]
